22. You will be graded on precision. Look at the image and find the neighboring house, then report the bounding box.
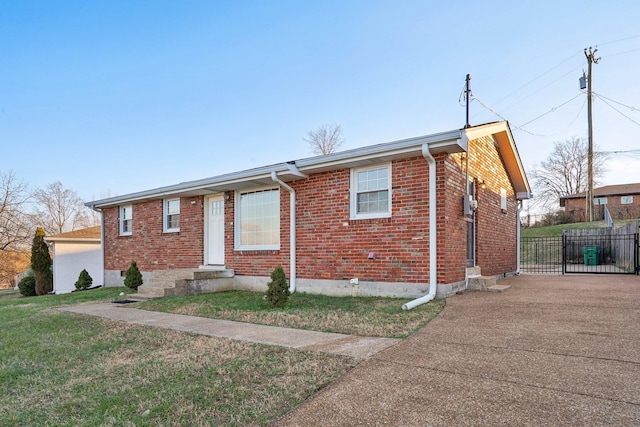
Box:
[0,251,30,289]
[560,183,640,223]
[46,226,102,294]
[87,121,531,299]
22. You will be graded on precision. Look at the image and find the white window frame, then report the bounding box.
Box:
[163,198,180,233]
[500,188,508,212]
[594,197,608,205]
[119,205,132,236]
[350,163,392,220]
[234,187,280,250]
[621,195,633,205]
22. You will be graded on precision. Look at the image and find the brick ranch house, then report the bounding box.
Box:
[560,183,640,223]
[87,121,531,302]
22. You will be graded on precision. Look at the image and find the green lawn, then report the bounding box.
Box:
[0,287,443,426]
[137,291,444,338]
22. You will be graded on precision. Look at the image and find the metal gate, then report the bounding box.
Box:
[520,223,639,275]
[563,231,638,275]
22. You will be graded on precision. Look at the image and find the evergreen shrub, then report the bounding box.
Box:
[265,266,290,308]
[124,261,143,291]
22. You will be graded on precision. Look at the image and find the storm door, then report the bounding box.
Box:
[207,196,225,265]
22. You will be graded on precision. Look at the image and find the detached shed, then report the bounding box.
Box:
[46,226,102,294]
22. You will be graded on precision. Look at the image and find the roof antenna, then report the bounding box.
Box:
[464,74,472,128]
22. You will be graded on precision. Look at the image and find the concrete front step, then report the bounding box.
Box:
[467,275,497,291]
[135,268,235,300]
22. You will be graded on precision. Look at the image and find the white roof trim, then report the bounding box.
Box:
[87,124,527,208]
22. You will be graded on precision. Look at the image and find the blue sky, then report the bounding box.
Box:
[2,1,639,204]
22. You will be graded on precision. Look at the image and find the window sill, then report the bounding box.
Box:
[234,246,280,252]
[349,213,392,221]
[348,216,392,225]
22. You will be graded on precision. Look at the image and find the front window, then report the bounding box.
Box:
[350,164,391,219]
[621,196,633,205]
[120,205,132,236]
[235,188,280,249]
[164,198,180,232]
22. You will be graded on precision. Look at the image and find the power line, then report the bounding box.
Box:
[519,93,583,127]
[597,149,640,161]
[596,34,640,46]
[603,47,640,58]
[482,35,639,119]
[593,93,640,127]
[598,149,640,154]
[592,92,639,112]
[472,96,548,136]
[489,51,583,107]
[498,64,583,114]
[472,92,587,138]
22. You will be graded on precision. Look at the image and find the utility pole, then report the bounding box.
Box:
[584,47,600,222]
[464,74,472,128]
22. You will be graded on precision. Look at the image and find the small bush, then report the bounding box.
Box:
[265,266,290,308]
[74,269,93,290]
[124,261,143,291]
[18,275,36,297]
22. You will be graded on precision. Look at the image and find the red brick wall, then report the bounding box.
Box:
[564,199,587,223]
[103,196,204,272]
[469,136,518,276]
[290,158,432,283]
[438,154,468,283]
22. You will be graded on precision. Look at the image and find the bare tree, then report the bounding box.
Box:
[0,171,32,251]
[305,124,344,155]
[32,181,93,235]
[0,171,32,285]
[530,137,608,212]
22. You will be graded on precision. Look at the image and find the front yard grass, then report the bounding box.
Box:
[0,287,443,426]
[137,290,445,338]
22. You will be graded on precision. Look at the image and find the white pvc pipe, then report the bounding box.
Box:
[271,171,296,293]
[402,145,437,310]
[89,205,106,288]
[516,202,522,275]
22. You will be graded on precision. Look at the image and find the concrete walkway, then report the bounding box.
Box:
[274,274,640,426]
[59,303,400,359]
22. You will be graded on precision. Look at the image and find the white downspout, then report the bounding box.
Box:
[271,171,297,293]
[402,144,437,310]
[89,205,105,288]
[516,201,522,275]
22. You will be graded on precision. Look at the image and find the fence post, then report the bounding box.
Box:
[562,233,566,275]
[633,233,640,276]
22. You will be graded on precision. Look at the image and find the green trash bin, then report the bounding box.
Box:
[583,246,599,266]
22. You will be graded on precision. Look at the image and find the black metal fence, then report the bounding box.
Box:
[520,236,563,274]
[520,223,639,275]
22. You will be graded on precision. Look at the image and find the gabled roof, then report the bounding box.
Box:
[560,183,640,200]
[45,226,101,242]
[86,121,531,208]
[462,121,531,199]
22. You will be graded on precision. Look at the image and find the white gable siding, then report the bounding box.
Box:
[52,241,102,294]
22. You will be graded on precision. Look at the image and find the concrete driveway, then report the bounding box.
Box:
[273,274,640,426]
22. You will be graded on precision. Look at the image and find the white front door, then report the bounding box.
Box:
[207,196,225,265]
